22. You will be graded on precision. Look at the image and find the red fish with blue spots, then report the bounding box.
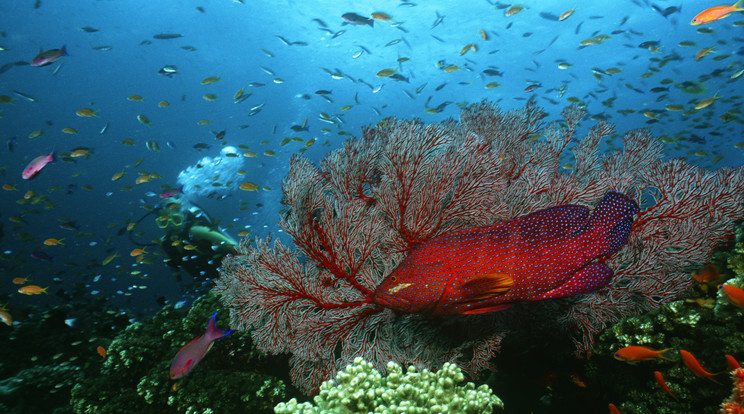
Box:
[373,191,639,315]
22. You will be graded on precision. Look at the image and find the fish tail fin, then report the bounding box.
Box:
[43,286,50,294]
[734,1,743,11]
[60,45,68,56]
[206,312,231,341]
[368,20,374,28]
[658,348,674,361]
[586,191,640,256]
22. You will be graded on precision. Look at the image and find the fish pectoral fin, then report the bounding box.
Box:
[460,272,514,302]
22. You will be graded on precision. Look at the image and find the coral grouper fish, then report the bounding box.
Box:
[373,191,639,315]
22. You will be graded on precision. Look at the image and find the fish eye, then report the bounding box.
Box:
[390,276,397,282]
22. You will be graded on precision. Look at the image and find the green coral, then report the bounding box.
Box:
[0,364,79,413]
[70,293,298,414]
[275,357,503,414]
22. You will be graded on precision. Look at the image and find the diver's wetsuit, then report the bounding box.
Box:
[134,200,237,297]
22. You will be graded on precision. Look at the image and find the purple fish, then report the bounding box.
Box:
[159,185,183,199]
[30,251,54,262]
[373,192,639,315]
[169,313,231,379]
[31,45,68,67]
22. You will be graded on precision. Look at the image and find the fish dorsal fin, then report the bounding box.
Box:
[460,272,514,302]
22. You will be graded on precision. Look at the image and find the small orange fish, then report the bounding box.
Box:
[0,310,12,326]
[691,1,743,25]
[102,252,119,266]
[76,108,99,117]
[569,372,586,388]
[653,371,677,399]
[96,346,107,358]
[679,350,720,383]
[559,9,576,21]
[725,354,741,371]
[695,91,719,109]
[608,403,621,414]
[505,5,524,16]
[685,297,716,308]
[12,277,29,285]
[18,285,48,295]
[459,43,477,56]
[695,47,715,61]
[70,149,91,158]
[719,284,744,309]
[692,264,721,283]
[111,171,125,181]
[44,238,64,246]
[370,12,392,21]
[130,248,146,257]
[614,346,673,363]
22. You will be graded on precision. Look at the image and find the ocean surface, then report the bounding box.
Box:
[0,0,742,398]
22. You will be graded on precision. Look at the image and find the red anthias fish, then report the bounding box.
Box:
[373,191,640,315]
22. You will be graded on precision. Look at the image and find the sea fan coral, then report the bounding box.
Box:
[214,100,744,393]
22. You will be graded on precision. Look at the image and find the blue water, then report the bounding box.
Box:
[0,0,742,317]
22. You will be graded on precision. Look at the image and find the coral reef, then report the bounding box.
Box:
[0,364,80,413]
[70,293,297,414]
[274,357,503,413]
[215,99,744,393]
[0,300,129,414]
[586,222,744,413]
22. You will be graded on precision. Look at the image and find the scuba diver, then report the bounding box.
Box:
[128,194,239,296]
